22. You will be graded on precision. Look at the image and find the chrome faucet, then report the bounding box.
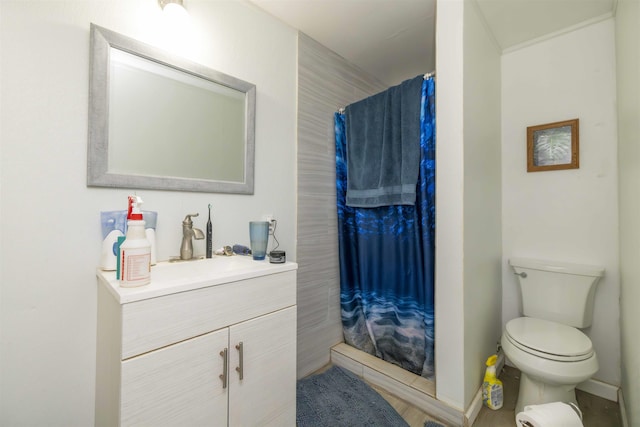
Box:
[180,213,205,260]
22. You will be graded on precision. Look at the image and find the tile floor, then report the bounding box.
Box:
[376,365,623,427]
[472,366,622,427]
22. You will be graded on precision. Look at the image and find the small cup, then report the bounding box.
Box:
[249,221,269,261]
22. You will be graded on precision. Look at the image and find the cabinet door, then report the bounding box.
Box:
[121,328,229,427]
[229,306,296,426]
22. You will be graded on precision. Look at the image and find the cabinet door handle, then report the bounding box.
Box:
[219,348,228,389]
[235,341,244,380]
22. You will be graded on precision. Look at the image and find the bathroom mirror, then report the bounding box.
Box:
[88,24,255,193]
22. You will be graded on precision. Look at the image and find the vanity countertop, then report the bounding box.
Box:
[97,256,297,304]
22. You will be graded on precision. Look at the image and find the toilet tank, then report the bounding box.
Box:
[509,258,604,328]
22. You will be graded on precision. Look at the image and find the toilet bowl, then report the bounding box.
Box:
[502,317,598,414]
[504,258,604,415]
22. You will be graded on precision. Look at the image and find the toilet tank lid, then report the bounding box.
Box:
[509,258,605,277]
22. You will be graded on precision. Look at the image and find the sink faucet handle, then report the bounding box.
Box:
[183,213,199,225]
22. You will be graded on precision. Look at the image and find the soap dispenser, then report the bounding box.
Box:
[119,195,151,287]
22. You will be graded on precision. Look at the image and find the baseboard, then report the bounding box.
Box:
[465,351,503,427]
[618,388,629,427]
[464,388,483,427]
[576,378,619,402]
[460,350,504,426]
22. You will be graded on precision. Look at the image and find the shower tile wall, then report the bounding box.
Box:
[296,32,387,378]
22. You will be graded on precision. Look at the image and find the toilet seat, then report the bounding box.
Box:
[505,317,594,362]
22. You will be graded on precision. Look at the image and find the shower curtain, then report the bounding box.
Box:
[335,76,435,378]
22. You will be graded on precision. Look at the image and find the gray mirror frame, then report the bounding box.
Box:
[88,23,256,194]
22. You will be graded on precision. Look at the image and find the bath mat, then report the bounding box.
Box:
[424,421,445,427]
[296,365,409,426]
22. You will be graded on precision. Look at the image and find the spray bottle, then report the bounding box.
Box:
[120,195,151,287]
[482,354,503,410]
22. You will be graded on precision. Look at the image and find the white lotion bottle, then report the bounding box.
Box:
[120,195,151,287]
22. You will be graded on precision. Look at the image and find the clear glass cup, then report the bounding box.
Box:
[249,221,269,260]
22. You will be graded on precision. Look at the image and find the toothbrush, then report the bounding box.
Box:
[206,204,213,258]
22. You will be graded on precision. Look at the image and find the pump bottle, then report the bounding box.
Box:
[120,195,151,287]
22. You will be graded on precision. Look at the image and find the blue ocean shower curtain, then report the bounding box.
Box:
[336,76,435,378]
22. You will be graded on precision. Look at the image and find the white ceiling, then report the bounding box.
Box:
[475,0,616,50]
[249,0,617,86]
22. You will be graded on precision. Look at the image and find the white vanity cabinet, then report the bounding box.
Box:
[95,257,297,427]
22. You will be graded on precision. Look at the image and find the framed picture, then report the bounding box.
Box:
[527,119,579,172]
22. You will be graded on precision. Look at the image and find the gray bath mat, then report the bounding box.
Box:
[296,365,409,426]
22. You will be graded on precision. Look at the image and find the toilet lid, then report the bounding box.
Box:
[505,317,594,361]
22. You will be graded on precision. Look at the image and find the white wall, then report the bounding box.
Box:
[501,19,620,387]
[462,0,502,408]
[0,1,297,425]
[435,0,466,409]
[615,0,640,423]
[435,0,502,411]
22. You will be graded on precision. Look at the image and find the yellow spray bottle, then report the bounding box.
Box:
[482,354,503,410]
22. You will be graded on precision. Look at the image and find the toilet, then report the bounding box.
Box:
[502,257,604,415]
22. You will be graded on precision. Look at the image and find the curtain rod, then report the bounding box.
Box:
[337,71,435,114]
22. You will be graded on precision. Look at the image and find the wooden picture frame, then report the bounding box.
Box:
[527,119,579,172]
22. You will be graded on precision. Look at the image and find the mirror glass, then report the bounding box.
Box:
[88,24,255,193]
